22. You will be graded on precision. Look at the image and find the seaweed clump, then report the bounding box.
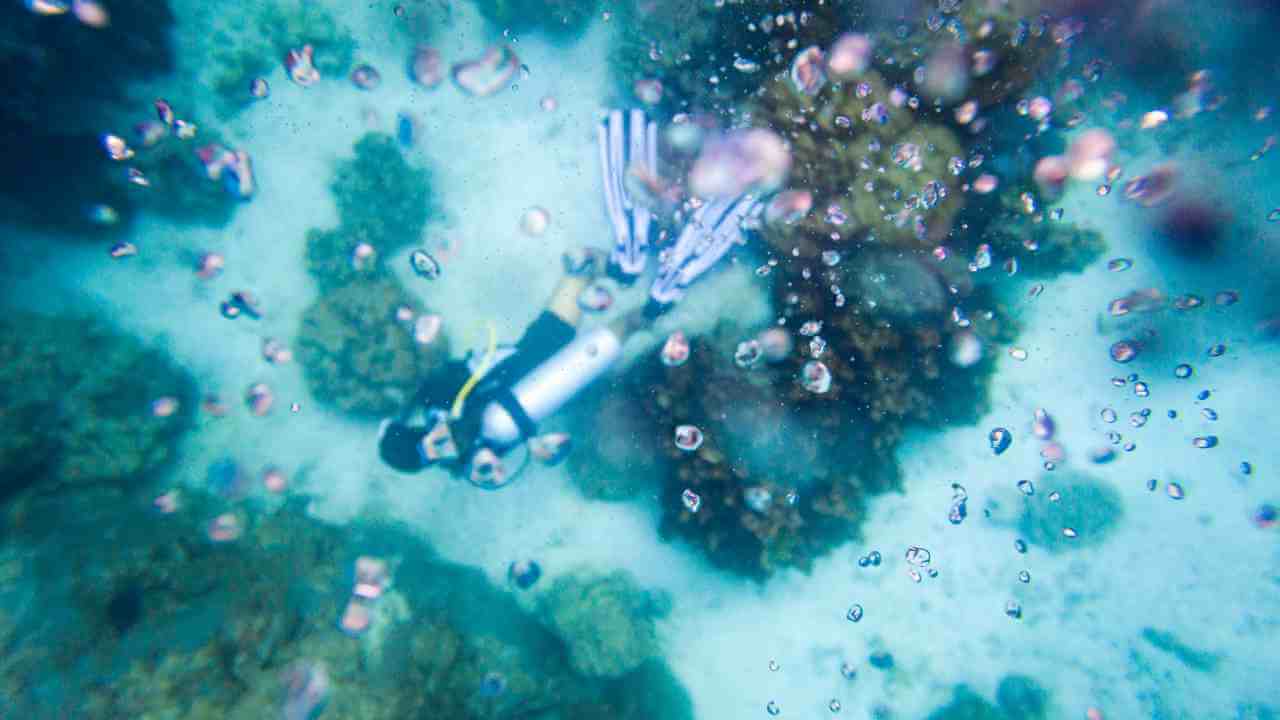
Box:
[0,311,195,501]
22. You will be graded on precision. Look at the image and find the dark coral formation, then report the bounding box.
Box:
[0,311,194,501]
[0,1,176,234]
[306,133,435,290]
[0,482,694,719]
[471,0,600,42]
[572,328,896,579]
[296,278,450,417]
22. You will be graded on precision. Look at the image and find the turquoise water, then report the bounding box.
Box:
[2,0,1279,718]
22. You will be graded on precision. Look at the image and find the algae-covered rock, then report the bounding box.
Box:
[538,571,668,678]
[1018,472,1125,553]
[0,312,194,497]
[296,278,450,417]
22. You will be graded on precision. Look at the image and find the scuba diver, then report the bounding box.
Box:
[377,109,760,488]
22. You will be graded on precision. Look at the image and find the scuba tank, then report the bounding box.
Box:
[479,326,622,447]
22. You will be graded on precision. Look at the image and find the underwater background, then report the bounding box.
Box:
[2,0,1279,718]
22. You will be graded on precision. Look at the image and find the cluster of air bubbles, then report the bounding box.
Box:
[856,550,882,568]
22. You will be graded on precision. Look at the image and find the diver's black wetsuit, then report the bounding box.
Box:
[383,311,575,471]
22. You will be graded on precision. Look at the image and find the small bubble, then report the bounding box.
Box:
[1241,461,1253,475]
[1208,343,1226,357]
[829,699,842,713]
[1016,479,1035,495]
[1018,570,1031,583]
[1008,347,1029,361]
[1048,491,1062,502]
[1196,389,1211,401]
[1005,600,1023,619]
[1193,435,1218,449]
[769,659,780,671]
[857,555,870,568]
[1107,258,1133,272]
[1146,478,1157,491]
[1014,539,1028,553]
[846,604,864,622]
[1166,482,1185,500]
[1201,408,1218,421]
[1133,381,1150,398]
[1062,527,1078,538]
[840,662,857,679]
[1174,364,1193,379]
[869,550,882,566]
[989,427,1012,455]
[1101,407,1117,423]
[767,700,781,716]
[1269,209,1280,222]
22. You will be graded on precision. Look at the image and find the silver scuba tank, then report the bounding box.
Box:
[480,326,622,447]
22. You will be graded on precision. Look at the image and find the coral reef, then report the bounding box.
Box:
[296,278,450,417]
[574,327,895,579]
[0,478,693,719]
[752,69,966,249]
[1018,471,1125,553]
[0,311,194,500]
[537,571,668,678]
[199,0,356,113]
[868,0,1063,107]
[471,0,601,42]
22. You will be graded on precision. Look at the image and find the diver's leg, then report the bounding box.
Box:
[546,274,592,327]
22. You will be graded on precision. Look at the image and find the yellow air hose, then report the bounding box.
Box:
[451,321,498,419]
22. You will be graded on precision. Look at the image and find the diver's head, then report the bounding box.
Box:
[378,420,429,472]
[378,413,460,472]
